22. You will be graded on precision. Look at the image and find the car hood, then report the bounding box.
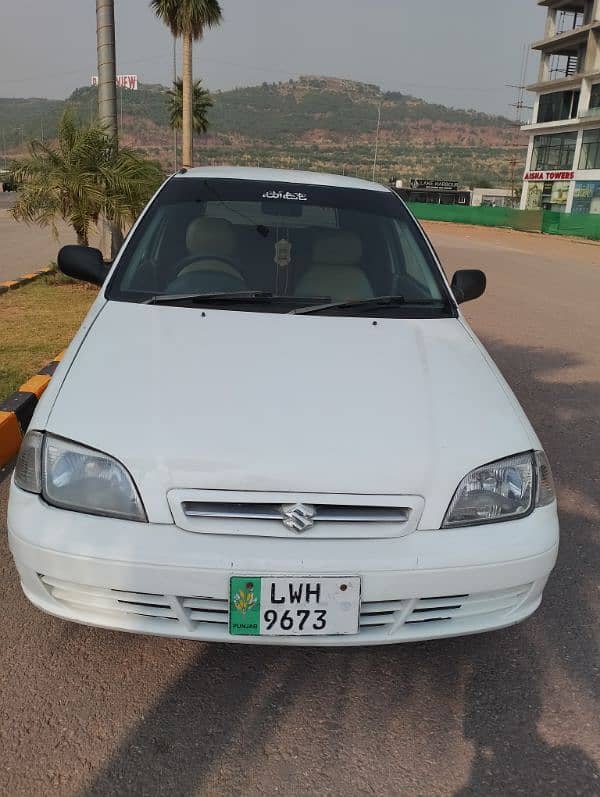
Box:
[46,301,536,527]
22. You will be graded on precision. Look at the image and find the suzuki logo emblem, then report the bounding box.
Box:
[281,503,316,533]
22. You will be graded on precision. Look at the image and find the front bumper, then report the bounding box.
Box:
[8,486,559,646]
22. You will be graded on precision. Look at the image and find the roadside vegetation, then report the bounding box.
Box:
[9,110,164,247]
[0,273,97,398]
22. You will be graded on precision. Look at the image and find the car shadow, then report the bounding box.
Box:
[456,631,600,797]
[80,639,470,796]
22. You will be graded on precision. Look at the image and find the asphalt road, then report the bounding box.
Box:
[1,223,599,797]
[0,200,104,282]
[0,190,16,210]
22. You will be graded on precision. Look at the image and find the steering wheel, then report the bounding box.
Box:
[174,254,243,279]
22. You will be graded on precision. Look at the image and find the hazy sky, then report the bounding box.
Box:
[1,0,545,115]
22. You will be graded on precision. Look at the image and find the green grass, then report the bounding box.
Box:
[0,273,98,399]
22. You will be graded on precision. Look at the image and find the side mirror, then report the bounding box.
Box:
[451,269,486,304]
[57,245,108,286]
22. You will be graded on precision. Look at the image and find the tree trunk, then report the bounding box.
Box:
[172,34,178,171]
[110,224,124,257]
[182,33,193,169]
[96,0,118,139]
[96,1,122,256]
[75,226,89,247]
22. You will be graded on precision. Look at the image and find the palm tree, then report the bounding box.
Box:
[9,110,163,247]
[167,78,213,135]
[150,0,222,169]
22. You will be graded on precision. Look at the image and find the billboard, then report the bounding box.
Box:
[526,180,570,210]
[572,181,600,215]
[409,178,459,192]
[91,75,138,90]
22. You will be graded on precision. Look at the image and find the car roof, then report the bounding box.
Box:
[173,166,390,193]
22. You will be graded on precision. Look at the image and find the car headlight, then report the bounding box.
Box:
[14,432,147,522]
[442,451,555,528]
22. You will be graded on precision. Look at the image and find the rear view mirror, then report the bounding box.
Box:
[451,269,486,304]
[58,245,108,286]
[261,200,303,217]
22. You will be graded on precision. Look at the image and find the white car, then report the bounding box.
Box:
[8,167,559,646]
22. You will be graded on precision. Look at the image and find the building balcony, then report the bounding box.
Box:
[538,1,586,12]
[521,108,600,131]
[532,21,600,54]
[527,68,600,92]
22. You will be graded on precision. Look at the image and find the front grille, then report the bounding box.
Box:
[38,575,534,640]
[169,491,425,539]
[182,502,410,524]
[405,585,532,625]
[38,575,228,630]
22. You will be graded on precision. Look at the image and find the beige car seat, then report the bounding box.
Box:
[294,230,374,301]
[178,218,244,281]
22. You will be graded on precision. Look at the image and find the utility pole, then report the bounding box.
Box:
[372,101,382,182]
[96,0,122,255]
[505,44,533,208]
[120,83,124,132]
[173,35,178,171]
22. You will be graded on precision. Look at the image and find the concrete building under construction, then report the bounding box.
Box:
[521,0,600,214]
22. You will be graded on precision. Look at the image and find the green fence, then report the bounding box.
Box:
[541,211,600,241]
[407,202,510,228]
[407,202,600,241]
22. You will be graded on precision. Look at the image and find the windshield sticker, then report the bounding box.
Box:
[274,238,292,268]
[262,190,308,201]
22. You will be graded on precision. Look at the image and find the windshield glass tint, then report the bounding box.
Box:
[107,178,447,308]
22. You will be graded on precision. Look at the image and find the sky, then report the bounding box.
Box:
[0,0,546,116]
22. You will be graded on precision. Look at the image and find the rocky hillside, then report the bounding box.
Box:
[1,76,526,187]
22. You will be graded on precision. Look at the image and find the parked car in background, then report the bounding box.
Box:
[8,167,559,646]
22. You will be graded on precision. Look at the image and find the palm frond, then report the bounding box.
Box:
[10,109,165,245]
[150,0,223,40]
[166,77,213,133]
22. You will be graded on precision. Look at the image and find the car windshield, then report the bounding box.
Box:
[107,177,452,316]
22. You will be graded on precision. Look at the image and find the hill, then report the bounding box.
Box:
[0,76,526,187]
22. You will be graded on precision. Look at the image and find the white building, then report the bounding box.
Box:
[471,187,515,207]
[521,0,600,215]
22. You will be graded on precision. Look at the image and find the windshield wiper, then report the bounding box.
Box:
[144,290,273,306]
[293,295,448,315]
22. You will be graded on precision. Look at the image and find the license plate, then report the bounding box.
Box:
[229,576,361,636]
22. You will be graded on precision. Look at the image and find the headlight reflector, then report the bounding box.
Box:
[443,452,540,528]
[535,451,555,507]
[42,435,146,521]
[14,433,149,522]
[14,430,44,494]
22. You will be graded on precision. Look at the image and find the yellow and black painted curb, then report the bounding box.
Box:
[0,266,55,295]
[0,352,64,469]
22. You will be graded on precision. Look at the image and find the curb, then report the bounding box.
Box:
[0,266,55,295]
[0,352,64,469]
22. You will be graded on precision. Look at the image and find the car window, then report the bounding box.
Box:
[108,178,449,312]
[394,218,441,297]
